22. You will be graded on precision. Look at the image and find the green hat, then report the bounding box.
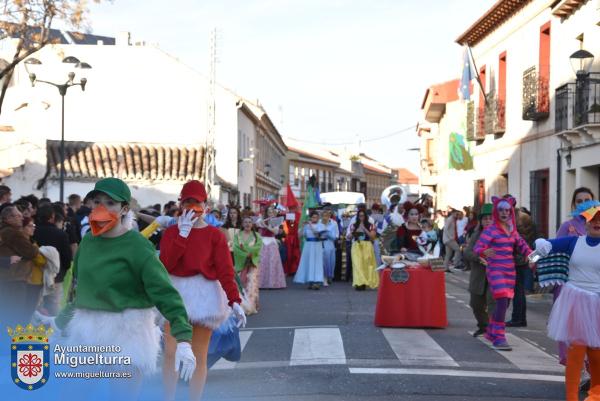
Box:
[86,177,131,203]
[479,203,493,218]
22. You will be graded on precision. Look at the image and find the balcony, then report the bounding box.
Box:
[555,73,600,146]
[466,101,475,141]
[484,96,506,136]
[522,66,550,121]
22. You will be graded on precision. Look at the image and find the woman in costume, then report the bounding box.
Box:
[222,206,242,252]
[233,216,263,314]
[294,211,326,290]
[396,202,424,254]
[49,178,196,400]
[552,187,595,391]
[533,200,600,401]
[256,205,287,289]
[321,209,339,286]
[349,209,379,290]
[159,180,246,401]
[473,196,532,351]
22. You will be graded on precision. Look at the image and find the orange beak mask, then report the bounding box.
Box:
[178,204,204,219]
[89,204,121,236]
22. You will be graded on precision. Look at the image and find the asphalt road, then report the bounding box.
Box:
[184,270,570,401]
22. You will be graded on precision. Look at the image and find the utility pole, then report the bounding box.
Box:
[204,28,217,201]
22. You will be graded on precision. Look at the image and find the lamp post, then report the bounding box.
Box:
[25,56,91,202]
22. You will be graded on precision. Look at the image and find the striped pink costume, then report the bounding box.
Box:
[473,196,532,348]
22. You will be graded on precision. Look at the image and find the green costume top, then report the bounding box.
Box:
[55,230,193,342]
[232,231,263,273]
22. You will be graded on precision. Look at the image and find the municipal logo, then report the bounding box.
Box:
[7,323,53,391]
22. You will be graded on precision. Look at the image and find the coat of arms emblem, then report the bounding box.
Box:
[7,323,53,391]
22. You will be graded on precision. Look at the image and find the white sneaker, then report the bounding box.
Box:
[323,280,329,287]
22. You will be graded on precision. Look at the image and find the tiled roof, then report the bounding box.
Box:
[552,0,586,19]
[394,168,419,184]
[456,0,533,46]
[46,140,205,181]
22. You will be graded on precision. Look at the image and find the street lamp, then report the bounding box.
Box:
[25,56,91,202]
[570,49,594,78]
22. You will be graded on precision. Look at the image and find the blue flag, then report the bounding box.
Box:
[460,47,473,100]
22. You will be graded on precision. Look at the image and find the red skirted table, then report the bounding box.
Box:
[374,267,448,328]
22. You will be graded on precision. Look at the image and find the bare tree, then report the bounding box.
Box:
[0,0,102,115]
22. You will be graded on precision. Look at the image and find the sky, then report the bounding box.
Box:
[85,0,495,172]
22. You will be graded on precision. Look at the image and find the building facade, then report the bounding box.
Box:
[417,0,600,237]
[0,30,285,207]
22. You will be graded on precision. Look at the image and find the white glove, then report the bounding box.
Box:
[534,238,552,257]
[177,210,198,238]
[174,342,196,382]
[232,302,247,328]
[156,215,175,228]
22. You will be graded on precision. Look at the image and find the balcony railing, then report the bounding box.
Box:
[484,96,506,135]
[522,66,550,121]
[555,73,600,132]
[476,107,486,140]
[466,101,475,141]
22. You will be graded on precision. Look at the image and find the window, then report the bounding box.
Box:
[538,22,551,114]
[539,22,551,83]
[530,169,550,238]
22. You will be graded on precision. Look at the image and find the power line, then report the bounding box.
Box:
[284,124,417,146]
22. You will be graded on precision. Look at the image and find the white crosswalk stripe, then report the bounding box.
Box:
[210,326,562,376]
[290,327,346,366]
[476,332,562,372]
[382,328,459,367]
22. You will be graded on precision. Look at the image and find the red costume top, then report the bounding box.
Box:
[160,225,241,306]
[284,211,301,275]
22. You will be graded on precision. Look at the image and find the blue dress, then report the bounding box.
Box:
[322,220,339,279]
[294,223,325,284]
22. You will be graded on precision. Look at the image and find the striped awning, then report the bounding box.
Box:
[46,140,205,181]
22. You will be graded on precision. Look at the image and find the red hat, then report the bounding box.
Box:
[180,180,207,202]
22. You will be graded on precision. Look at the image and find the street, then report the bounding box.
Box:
[179,271,564,401]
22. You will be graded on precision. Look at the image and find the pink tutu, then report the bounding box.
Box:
[547,282,600,348]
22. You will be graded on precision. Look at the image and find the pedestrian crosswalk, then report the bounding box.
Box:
[210,325,563,378]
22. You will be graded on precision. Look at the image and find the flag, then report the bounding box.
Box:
[459,46,473,101]
[283,184,299,209]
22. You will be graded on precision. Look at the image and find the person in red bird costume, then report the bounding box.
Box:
[283,185,301,276]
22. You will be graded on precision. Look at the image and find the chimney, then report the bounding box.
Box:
[116,31,131,46]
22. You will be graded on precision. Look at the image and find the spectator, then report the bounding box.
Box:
[443,208,462,272]
[33,204,72,315]
[163,200,177,216]
[38,197,51,208]
[67,194,82,217]
[77,194,94,238]
[0,205,39,327]
[456,209,469,245]
[0,185,11,205]
[21,194,39,217]
[506,204,537,328]
[14,198,34,218]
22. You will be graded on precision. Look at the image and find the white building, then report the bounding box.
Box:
[0,30,285,207]
[420,0,600,237]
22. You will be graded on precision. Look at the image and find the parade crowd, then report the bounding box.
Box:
[0,181,599,400]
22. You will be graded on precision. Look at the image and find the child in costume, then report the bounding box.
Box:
[46,178,196,400]
[417,218,438,255]
[533,200,600,401]
[233,216,263,314]
[320,209,339,286]
[294,211,326,290]
[473,196,532,351]
[159,180,245,401]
